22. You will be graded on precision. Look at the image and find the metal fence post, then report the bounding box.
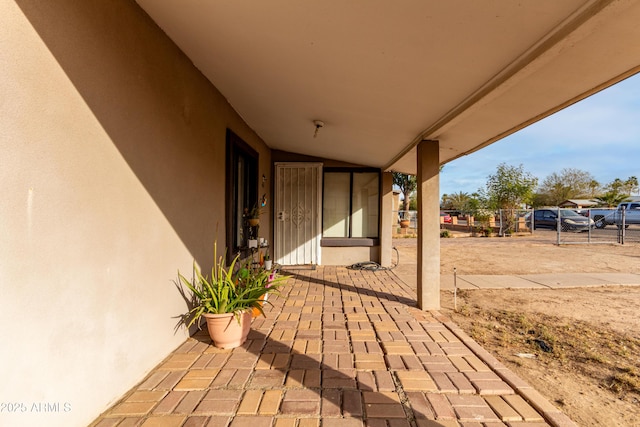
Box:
[556,207,561,245]
[531,208,535,234]
[621,206,626,245]
[587,208,591,243]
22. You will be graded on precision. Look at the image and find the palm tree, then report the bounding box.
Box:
[624,176,639,195]
[442,191,471,212]
[587,179,601,197]
[592,191,631,207]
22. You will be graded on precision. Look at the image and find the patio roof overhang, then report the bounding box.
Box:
[136,0,640,174]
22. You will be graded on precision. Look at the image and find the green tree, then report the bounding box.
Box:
[408,197,418,211]
[530,192,553,208]
[477,164,537,235]
[392,172,416,211]
[441,193,451,209]
[595,176,638,206]
[604,176,639,195]
[480,163,538,210]
[623,176,639,195]
[588,179,601,197]
[607,178,625,195]
[593,191,631,207]
[464,193,484,215]
[538,168,598,205]
[441,191,471,212]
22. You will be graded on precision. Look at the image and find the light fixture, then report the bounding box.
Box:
[313,120,324,138]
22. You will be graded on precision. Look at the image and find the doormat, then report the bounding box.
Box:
[280,265,317,271]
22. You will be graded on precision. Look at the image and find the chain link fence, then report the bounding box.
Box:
[395,208,639,244]
[559,207,640,244]
[396,209,534,236]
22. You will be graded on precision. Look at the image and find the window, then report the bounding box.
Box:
[226,130,258,254]
[322,170,379,238]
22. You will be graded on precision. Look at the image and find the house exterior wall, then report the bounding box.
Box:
[271,151,386,266]
[1,1,270,426]
[321,247,381,266]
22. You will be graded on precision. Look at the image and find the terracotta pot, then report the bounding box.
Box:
[248,218,260,226]
[399,220,410,228]
[252,294,266,318]
[203,311,252,349]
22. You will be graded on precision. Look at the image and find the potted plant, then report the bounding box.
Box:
[398,211,411,229]
[473,209,494,237]
[251,268,278,317]
[247,204,263,227]
[264,252,272,270]
[178,242,287,349]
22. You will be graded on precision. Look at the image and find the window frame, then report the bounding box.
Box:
[225,130,258,257]
[321,167,381,241]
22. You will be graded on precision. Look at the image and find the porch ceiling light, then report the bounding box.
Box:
[313,120,324,138]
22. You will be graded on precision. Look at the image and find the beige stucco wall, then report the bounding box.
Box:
[321,247,380,266]
[0,1,270,425]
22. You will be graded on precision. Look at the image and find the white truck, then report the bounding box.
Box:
[584,202,640,229]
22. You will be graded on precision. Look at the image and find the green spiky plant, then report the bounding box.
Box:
[178,242,287,327]
[248,203,264,219]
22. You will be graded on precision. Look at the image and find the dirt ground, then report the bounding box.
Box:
[393,233,640,427]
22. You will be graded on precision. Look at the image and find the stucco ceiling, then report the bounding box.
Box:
[136,0,640,174]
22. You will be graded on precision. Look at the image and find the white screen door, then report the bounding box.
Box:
[274,163,322,265]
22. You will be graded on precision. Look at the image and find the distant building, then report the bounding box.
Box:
[560,196,640,208]
[558,199,599,209]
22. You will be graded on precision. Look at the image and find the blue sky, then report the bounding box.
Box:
[440,73,640,197]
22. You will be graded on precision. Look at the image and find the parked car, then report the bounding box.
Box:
[579,202,640,229]
[526,208,594,231]
[440,211,452,223]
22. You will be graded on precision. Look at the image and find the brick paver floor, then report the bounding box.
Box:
[91,267,577,427]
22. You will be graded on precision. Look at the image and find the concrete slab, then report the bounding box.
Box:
[582,273,640,286]
[516,273,610,288]
[457,275,548,289]
[404,270,640,292]
[440,274,479,290]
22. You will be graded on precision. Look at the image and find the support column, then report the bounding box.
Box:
[380,171,393,267]
[417,140,440,310]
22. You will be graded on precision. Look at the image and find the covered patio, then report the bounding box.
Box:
[132,0,640,311]
[91,267,575,427]
[4,1,640,425]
